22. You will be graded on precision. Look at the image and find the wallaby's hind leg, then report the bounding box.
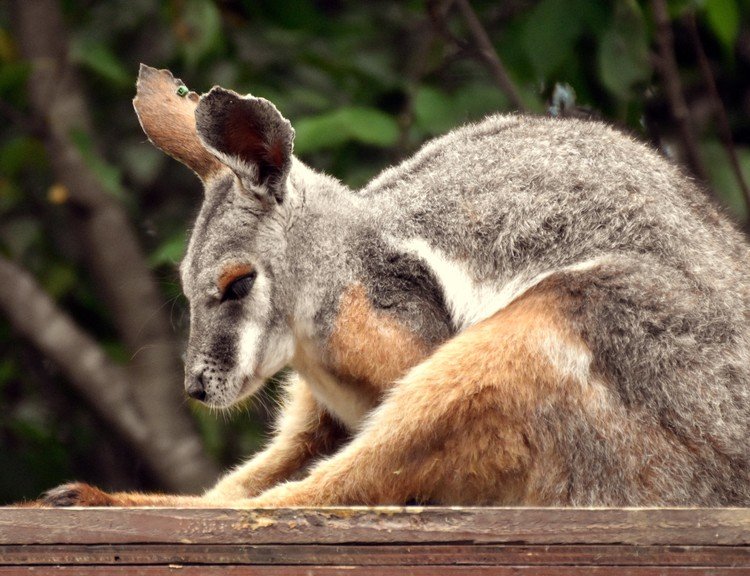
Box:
[243,282,594,506]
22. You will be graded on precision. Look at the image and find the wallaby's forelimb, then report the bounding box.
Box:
[40,376,347,507]
[205,375,348,501]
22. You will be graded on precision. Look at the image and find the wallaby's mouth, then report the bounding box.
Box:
[236,374,265,402]
[205,373,264,409]
[187,370,264,409]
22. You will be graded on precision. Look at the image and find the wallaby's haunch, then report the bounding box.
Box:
[42,65,749,508]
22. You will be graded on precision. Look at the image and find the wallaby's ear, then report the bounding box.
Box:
[133,64,224,182]
[195,87,294,204]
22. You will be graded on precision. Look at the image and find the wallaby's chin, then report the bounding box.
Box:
[235,375,266,403]
[206,374,264,409]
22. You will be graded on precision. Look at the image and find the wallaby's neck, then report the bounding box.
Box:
[283,159,378,342]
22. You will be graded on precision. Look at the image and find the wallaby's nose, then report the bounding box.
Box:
[186,371,207,402]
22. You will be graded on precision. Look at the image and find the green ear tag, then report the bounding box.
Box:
[176,85,189,97]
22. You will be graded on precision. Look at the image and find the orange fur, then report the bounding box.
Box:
[217,263,254,294]
[243,284,591,506]
[133,66,224,180]
[41,482,207,507]
[328,284,430,397]
[39,377,348,507]
[204,376,347,502]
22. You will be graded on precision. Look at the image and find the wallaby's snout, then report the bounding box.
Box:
[182,325,246,408]
[185,370,207,402]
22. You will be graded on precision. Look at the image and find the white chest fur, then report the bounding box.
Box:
[292,342,373,431]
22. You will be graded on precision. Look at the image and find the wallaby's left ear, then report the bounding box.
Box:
[195,87,294,204]
[133,65,224,182]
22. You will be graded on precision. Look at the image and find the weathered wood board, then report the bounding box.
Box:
[0,507,748,574]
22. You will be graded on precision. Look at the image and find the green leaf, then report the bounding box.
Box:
[0,359,16,388]
[453,84,510,119]
[0,62,30,100]
[598,0,651,98]
[293,114,350,153]
[668,0,704,18]
[179,0,223,66]
[521,0,587,77]
[343,108,400,147]
[414,86,457,135]
[102,341,128,364]
[0,28,14,63]
[70,38,129,86]
[294,107,399,154]
[702,140,750,222]
[42,264,78,299]
[149,232,186,267]
[0,137,46,178]
[69,129,127,202]
[703,0,740,52]
[0,179,21,214]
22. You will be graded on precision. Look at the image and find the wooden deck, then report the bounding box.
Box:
[1,507,748,574]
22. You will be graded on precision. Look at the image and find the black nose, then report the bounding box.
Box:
[186,371,207,402]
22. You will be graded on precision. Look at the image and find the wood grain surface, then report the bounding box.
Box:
[1,507,749,546]
[0,507,747,574]
[1,567,749,575]
[1,543,749,566]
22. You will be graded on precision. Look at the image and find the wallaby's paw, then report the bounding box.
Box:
[41,482,115,507]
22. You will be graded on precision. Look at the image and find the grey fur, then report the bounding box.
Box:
[178,90,748,505]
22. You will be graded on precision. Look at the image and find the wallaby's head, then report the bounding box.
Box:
[134,65,297,407]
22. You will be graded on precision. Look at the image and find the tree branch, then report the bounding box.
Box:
[0,257,146,462]
[0,256,221,492]
[9,0,218,492]
[650,0,708,182]
[395,18,439,157]
[452,0,528,112]
[427,0,470,51]
[0,98,46,137]
[685,12,750,210]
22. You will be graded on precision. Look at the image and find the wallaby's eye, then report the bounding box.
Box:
[221,272,256,302]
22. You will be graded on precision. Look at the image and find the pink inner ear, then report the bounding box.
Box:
[225,116,267,165]
[222,103,287,183]
[266,139,287,170]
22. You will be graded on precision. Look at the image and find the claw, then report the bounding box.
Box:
[41,482,114,507]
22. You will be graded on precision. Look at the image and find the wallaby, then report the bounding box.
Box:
[41,64,749,508]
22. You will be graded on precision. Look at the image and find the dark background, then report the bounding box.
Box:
[1,0,749,504]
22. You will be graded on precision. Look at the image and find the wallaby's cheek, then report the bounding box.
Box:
[235,317,289,369]
[237,321,263,377]
[257,327,295,379]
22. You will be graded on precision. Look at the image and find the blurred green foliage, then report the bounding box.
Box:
[0,0,749,503]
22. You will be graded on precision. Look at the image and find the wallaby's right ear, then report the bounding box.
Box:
[194,87,294,204]
[133,64,224,182]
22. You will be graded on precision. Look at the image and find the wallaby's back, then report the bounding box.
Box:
[352,115,750,504]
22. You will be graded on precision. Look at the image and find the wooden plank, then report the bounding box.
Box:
[1,508,749,546]
[1,543,748,567]
[1,566,749,575]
